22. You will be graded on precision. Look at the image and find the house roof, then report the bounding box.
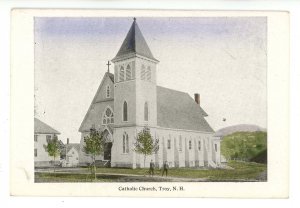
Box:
[34,118,60,134]
[66,143,80,153]
[157,86,214,133]
[112,19,157,62]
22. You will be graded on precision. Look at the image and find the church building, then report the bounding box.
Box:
[79,18,221,168]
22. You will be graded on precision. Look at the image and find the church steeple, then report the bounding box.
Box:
[112,18,158,62]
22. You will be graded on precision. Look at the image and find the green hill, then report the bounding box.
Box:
[221,131,267,162]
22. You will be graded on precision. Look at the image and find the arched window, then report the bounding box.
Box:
[189,140,192,150]
[167,139,171,149]
[123,132,129,153]
[106,85,110,98]
[144,102,148,121]
[102,107,114,125]
[126,64,131,80]
[198,140,201,151]
[179,135,182,151]
[126,135,129,153]
[146,66,151,81]
[123,101,128,121]
[141,65,146,80]
[119,66,125,82]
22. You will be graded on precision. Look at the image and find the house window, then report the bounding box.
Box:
[46,135,51,143]
[119,66,125,82]
[123,132,129,153]
[179,136,182,151]
[123,101,128,121]
[102,107,114,125]
[106,85,110,98]
[198,140,201,151]
[34,149,37,157]
[146,66,151,81]
[189,140,192,150]
[141,65,146,80]
[126,64,131,80]
[167,140,171,149]
[215,144,218,152]
[144,102,148,121]
[34,134,38,142]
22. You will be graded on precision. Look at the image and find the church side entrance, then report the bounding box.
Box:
[104,142,112,160]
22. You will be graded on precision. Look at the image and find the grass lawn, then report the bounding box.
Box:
[34,173,115,182]
[35,161,267,182]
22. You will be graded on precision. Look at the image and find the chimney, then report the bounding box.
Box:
[194,93,200,105]
[67,138,69,145]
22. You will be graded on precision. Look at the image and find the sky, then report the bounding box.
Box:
[34,17,267,144]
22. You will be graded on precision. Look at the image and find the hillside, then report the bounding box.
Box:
[215,124,266,137]
[221,131,267,162]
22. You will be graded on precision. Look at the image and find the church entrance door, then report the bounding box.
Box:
[104,142,112,160]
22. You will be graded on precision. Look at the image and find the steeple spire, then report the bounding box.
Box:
[112,18,158,62]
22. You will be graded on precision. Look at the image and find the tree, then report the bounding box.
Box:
[221,131,267,161]
[43,134,60,173]
[82,128,105,180]
[57,140,66,160]
[134,127,159,168]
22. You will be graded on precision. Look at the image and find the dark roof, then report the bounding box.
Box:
[112,19,157,61]
[66,143,80,153]
[157,86,214,133]
[34,118,60,134]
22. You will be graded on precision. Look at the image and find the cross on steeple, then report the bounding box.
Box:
[106,60,111,73]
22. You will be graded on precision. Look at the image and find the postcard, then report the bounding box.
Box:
[10,9,289,197]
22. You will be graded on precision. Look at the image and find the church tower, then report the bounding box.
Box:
[111,18,159,127]
[111,18,159,168]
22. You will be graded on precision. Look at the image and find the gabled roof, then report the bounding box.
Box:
[78,72,114,132]
[157,86,214,133]
[66,143,80,153]
[112,19,157,62]
[107,72,114,82]
[34,118,60,134]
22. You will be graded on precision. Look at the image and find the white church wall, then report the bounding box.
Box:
[153,128,212,168]
[111,126,137,168]
[135,58,157,127]
[114,81,136,126]
[94,74,114,102]
[212,138,221,165]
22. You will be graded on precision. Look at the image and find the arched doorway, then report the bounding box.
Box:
[103,129,112,161]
